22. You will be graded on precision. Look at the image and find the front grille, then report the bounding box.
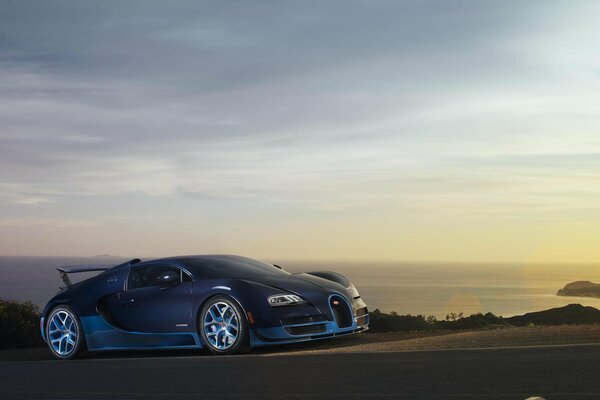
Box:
[280,314,327,326]
[330,295,353,328]
[285,324,326,335]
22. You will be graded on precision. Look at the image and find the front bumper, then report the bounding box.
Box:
[250,294,369,347]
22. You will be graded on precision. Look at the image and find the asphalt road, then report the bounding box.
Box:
[1,344,599,399]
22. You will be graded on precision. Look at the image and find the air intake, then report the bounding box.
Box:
[329,295,352,329]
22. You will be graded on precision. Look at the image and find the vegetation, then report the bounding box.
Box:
[369,309,508,332]
[368,309,431,332]
[506,304,600,326]
[368,304,600,333]
[0,299,44,349]
[557,281,600,299]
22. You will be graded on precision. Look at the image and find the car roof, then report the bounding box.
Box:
[135,254,253,266]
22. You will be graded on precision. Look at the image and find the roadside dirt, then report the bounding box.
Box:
[260,324,600,355]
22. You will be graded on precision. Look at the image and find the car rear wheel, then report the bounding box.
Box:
[199,295,249,355]
[46,305,87,360]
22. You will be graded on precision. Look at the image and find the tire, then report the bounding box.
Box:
[45,305,87,360]
[199,295,249,355]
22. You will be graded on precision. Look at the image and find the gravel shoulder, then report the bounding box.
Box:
[260,324,600,355]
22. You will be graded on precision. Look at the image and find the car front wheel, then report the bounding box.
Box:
[199,295,249,355]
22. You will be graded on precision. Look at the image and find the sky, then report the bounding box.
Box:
[1,1,600,262]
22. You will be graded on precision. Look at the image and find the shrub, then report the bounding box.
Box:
[368,309,508,332]
[434,312,507,330]
[0,299,45,349]
[369,309,431,332]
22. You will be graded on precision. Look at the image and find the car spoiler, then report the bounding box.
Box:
[57,258,140,288]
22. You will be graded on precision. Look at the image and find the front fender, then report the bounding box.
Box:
[191,279,323,331]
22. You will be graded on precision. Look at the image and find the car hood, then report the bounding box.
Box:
[243,272,354,303]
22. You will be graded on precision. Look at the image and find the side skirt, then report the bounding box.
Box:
[81,316,204,351]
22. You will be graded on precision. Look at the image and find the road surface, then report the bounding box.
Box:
[1,344,599,399]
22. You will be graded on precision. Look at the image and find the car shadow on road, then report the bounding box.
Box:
[0,334,365,362]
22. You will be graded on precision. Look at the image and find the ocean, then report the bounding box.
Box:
[1,256,600,318]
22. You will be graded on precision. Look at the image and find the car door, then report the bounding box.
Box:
[107,263,193,333]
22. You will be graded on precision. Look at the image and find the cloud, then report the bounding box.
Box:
[1,1,600,258]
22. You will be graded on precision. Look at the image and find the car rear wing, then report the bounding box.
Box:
[57,258,140,288]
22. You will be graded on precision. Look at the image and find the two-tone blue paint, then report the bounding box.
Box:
[41,255,369,352]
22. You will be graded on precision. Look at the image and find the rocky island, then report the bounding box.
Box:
[557,281,600,298]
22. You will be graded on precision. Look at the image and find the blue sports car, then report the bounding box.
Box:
[41,255,369,359]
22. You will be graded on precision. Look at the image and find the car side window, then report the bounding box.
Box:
[128,264,182,290]
[181,269,193,282]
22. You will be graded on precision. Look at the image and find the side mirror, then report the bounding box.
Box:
[154,270,179,286]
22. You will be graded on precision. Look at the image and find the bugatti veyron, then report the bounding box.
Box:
[41,255,369,359]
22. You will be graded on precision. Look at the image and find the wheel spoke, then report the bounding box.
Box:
[216,330,224,347]
[59,312,67,326]
[208,308,219,322]
[216,304,225,319]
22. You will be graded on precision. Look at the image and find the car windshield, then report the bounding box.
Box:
[180,256,290,280]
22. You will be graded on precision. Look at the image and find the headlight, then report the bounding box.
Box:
[267,294,305,306]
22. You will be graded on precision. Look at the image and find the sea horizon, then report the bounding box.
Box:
[1,255,600,319]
